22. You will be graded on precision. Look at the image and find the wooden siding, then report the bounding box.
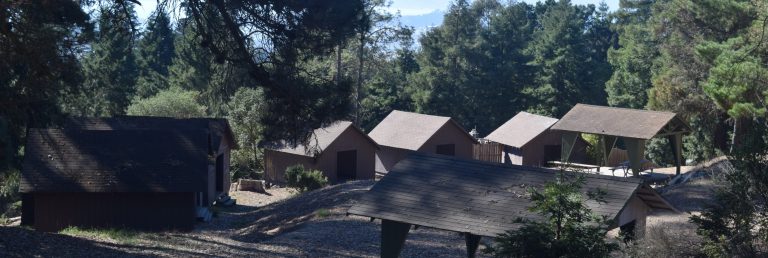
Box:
[264,150,315,184]
[349,153,657,237]
[473,142,503,163]
[30,192,195,232]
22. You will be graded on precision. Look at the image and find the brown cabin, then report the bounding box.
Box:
[20,116,237,231]
[264,121,378,184]
[368,110,477,174]
[484,112,588,166]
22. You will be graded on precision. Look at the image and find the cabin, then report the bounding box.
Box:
[264,121,378,184]
[348,152,679,257]
[484,112,588,166]
[63,116,237,207]
[21,129,209,231]
[368,110,476,174]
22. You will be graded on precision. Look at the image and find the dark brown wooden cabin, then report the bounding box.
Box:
[64,116,237,207]
[20,129,209,231]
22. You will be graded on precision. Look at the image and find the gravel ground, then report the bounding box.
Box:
[0,181,490,257]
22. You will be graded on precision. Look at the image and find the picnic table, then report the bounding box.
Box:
[547,161,601,173]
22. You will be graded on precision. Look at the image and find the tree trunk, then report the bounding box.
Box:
[335,44,342,84]
[355,33,365,126]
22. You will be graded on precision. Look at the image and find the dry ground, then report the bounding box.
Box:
[0,181,490,257]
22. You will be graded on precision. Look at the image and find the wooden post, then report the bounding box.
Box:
[561,132,578,163]
[466,233,482,258]
[624,138,646,177]
[667,134,684,176]
[381,219,411,258]
[601,135,617,166]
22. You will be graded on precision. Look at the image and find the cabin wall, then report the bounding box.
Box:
[30,192,195,232]
[264,149,316,184]
[315,127,377,183]
[216,141,232,196]
[618,195,651,238]
[419,123,475,159]
[375,146,413,174]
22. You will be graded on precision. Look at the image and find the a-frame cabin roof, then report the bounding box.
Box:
[368,110,475,151]
[65,116,238,149]
[348,152,677,237]
[21,129,209,193]
[551,104,691,139]
[267,121,378,157]
[484,112,558,148]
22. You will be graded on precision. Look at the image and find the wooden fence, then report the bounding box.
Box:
[473,142,503,163]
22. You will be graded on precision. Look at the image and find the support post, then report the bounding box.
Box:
[381,219,411,258]
[466,233,482,258]
[561,132,578,163]
[668,134,684,176]
[624,138,646,177]
[601,135,617,166]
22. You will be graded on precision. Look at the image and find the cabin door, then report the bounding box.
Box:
[337,150,357,181]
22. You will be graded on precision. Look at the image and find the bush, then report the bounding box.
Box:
[284,165,328,192]
[126,87,207,118]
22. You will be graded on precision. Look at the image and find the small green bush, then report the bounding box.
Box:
[284,165,328,192]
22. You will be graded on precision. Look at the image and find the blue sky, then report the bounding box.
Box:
[134,0,619,23]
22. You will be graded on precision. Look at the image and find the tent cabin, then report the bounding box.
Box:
[63,116,237,207]
[20,129,215,232]
[368,110,476,174]
[264,121,379,184]
[484,112,588,166]
[348,152,678,258]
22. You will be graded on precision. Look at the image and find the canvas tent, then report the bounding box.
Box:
[551,104,691,176]
[348,152,677,258]
[264,121,379,184]
[368,110,476,173]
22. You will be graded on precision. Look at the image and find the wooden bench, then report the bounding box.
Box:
[547,161,601,173]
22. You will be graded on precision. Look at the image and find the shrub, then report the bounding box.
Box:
[126,87,207,118]
[284,165,328,192]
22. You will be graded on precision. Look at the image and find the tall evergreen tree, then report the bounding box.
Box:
[71,3,138,116]
[135,7,175,99]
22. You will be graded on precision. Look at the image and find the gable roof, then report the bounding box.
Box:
[551,104,691,139]
[65,116,238,149]
[485,112,559,148]
[21,129,209,193]
[368,110,475,150]
[348,152,677,237]
[268,121,378,157]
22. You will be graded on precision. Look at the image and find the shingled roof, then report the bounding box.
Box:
[267,121,378,157]
[348,152,676,237]
[485,112,559,148]
[21,129,209,193]
[368,110,475,150]
[551,104,690,139]
[65,116,238,148]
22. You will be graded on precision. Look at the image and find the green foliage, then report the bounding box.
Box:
[227,88,266,180]
[126,87,207,118]
[68,4,139,116]
[135,7,175,98]
[1,1,91,165]
[486,172,619,258]
[691,121,768,257]
[284,165,329,192]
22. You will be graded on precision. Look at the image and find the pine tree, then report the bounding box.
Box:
[74,3,139,116]
[135,7,175,99]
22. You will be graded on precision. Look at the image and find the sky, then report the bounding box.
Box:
[134,0,619,23]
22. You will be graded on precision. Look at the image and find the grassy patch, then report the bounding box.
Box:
[314,208,331,218]
[60,226,141,244]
